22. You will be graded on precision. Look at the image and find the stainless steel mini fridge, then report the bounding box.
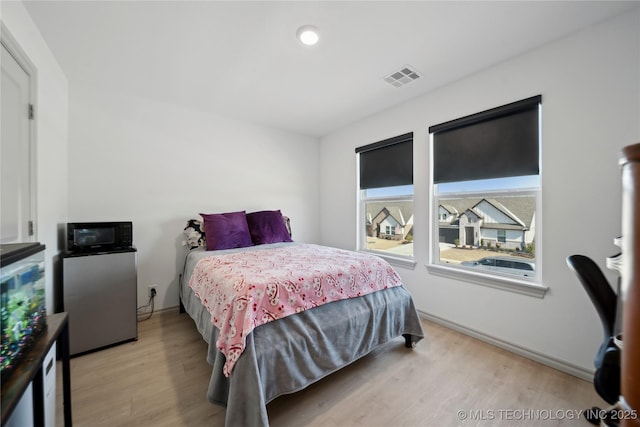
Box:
[62,248,137,355]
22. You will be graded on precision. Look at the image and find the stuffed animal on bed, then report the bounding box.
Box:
[183,219,206,249]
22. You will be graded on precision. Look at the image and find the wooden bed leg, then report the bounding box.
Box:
[179,299,186,314]
[403,334,416,348]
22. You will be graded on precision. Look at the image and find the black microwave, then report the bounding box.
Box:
[67,222,133,253]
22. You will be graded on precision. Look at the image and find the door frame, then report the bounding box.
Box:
[1,23,38,241]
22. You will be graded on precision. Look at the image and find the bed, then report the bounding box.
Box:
[179,212,424,426]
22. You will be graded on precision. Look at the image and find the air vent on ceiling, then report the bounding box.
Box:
[383,65,421,88]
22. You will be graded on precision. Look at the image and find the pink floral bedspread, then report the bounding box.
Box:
[188,243,404,376]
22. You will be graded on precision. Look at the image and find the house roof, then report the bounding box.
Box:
[440,204,459,215]
[366,201,413,226]
[439,196,535,228]
[481,198,527,227]
[462,208,482,221]
[366,197,533,229]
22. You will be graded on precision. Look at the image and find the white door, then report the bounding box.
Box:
[1,41,34,243]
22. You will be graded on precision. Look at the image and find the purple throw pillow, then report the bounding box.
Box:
[200,211,253,250]
[246,210,293,245]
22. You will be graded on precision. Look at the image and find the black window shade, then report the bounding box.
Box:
[356,133,413,189]
[430,95,541,184]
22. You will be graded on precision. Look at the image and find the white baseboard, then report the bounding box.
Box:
[418,310,594,382]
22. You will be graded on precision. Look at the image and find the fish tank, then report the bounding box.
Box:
[0,243,46,382]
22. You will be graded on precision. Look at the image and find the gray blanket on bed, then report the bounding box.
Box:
[181,245,424,426]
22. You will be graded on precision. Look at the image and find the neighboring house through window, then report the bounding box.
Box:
[428,96,545,296]
[356,133,414,266]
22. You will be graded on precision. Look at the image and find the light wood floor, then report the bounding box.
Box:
[56,308,602,426]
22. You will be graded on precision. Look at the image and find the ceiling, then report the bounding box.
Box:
[22,1,639,137]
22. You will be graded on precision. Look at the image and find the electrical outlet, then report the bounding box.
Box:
[148,285,158,298]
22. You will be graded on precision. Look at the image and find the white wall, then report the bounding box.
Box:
[1,2,69,315]
[319,10,640,374]
[67,84,320,310]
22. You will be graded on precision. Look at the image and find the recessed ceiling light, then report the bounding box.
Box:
[296,25,319,46]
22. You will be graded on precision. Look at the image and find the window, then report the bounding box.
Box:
[429,96,544,296]
[356,133,414,265]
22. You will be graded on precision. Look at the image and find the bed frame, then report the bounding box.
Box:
[178,244,424,426]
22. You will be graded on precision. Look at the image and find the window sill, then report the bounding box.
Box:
[425,263,548,298]
[362,250,417,270]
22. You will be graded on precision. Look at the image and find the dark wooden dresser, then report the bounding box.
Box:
[619,143,640,426]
